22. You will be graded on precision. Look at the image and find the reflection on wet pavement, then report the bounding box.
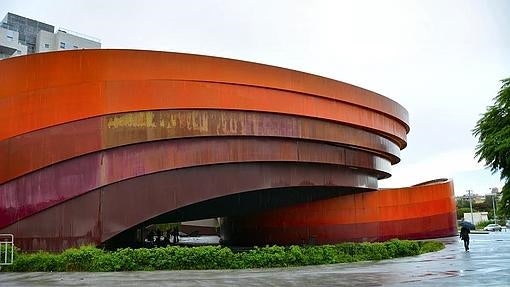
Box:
[1,232,509,286]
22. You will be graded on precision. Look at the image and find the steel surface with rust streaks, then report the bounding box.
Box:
[0,80,408,145]
[2,163,377,251]
[0,50,409,127]
[0,110,401,183]
[0,138,391,229]
[0,50,456,251]
[222,179,457,245]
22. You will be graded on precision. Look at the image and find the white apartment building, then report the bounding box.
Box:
[0,13,100,59]
[0,25,27,59]
[36,29,101,53]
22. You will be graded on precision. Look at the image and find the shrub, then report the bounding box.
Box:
[476,220,492,230]
[417,241,444,254]
[61,246,104,271]
[5,251,65,272]
[1,239,444,272]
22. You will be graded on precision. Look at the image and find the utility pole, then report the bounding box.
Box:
[468,189,474,224]
[491,187,498,224]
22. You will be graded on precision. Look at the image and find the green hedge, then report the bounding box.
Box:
[475,220,492,230]
[2,239,444,272]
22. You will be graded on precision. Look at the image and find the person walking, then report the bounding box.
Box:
[172,227,180,244]
[460,225,470,251]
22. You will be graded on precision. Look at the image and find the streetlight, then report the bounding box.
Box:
[490,187,498,224]
[467,189,474,224]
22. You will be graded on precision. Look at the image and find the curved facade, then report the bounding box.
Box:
[222,179,457,245]
[0,50,456,251]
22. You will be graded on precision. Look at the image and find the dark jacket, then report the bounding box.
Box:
[460,226,470,240]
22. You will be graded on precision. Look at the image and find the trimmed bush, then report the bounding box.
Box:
[476,220,492,230]
[417,240,444,254]
[1,239,444,272]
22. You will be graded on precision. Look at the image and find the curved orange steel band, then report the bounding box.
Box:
[0,137,390,229]
[0,50,458,252]
[1,163,378,251]
[221,179,457,245]
[0,49,409,129]
[0,109,400,184]
[0,79,408,147]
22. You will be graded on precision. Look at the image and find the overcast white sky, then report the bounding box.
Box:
[2,0,509,195]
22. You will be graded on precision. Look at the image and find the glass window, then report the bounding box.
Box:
[59,42,65,49]
[44,43,49,48]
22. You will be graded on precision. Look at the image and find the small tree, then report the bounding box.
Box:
[456,207,472,220]
[456,198,471,209]
[473,78,510,217]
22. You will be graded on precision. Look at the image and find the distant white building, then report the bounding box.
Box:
[0,12,100,59]
[464,212,489,225]
[36,29,100,53]
[0,25,27,58]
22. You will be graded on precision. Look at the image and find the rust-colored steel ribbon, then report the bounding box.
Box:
[0,50,456,251]
[221,179,457,245]
[0,110,400,184]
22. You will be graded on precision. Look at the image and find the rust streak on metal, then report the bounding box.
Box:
[0,110,400,183]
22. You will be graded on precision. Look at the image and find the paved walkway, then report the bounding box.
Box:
[1,232,509,286]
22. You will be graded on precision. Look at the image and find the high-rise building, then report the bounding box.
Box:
[0,12,100,59]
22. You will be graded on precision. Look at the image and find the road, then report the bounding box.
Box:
[1,232,509,286]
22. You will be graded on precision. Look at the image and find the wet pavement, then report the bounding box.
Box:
[1,232,509,286]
